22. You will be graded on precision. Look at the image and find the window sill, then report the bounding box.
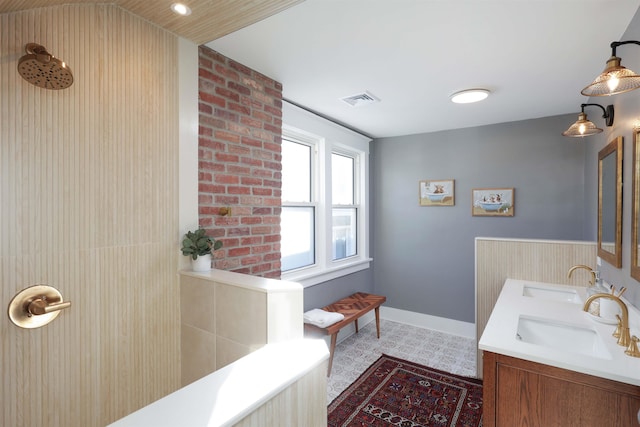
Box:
[281,258,372,288]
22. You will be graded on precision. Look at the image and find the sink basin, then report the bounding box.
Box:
[516,315,611,359]
[522,284,582,304]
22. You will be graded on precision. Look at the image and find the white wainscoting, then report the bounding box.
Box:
[475,237,597,378]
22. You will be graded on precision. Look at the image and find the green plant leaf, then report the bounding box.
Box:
[181,228,222,257]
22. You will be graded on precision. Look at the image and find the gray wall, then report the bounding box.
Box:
[305,9,640,323]
[372,114,586,323]
[584,7,640,310]
[303,270,375,311]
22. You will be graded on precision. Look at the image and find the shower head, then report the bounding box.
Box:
[18,43,73,90]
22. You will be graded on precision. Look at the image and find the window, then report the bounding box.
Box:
[281,102,371,287]
[331,152,357,260]
[281,137,315,271]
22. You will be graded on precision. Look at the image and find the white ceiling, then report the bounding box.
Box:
[207,0,640,138]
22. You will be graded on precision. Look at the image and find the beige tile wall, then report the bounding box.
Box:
[180,271,303,386]
[1,4,180,426]
[475,238,597,378]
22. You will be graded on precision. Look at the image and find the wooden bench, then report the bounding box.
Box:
[303,292,386,376]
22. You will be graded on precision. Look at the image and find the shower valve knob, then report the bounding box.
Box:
[8,285,72,329]
[28,298,71,316]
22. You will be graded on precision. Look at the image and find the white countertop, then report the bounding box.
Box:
[181,268,303,293]
[479,278,640,386]
[108,339,329,427]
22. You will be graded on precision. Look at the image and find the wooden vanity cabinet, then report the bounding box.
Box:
[483,351,640,426]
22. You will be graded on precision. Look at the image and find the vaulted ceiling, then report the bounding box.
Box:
[0,0,304,45]
[6,1,640,138]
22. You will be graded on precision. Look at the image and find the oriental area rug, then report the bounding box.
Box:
[328,354,483,427]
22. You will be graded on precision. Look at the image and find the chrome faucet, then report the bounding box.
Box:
[567,264,596,286]
[583,293,630,347]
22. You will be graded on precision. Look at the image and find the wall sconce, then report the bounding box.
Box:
[562,103,614,138]
[582,41,640,96]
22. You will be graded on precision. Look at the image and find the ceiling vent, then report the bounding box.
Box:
[340,90,381,107]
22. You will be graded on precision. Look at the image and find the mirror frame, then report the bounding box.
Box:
[598,135,623,268]
[632,129,640,280]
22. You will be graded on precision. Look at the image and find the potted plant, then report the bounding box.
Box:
[181,228,223,272]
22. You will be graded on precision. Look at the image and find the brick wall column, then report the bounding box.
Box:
[198,46,282,278]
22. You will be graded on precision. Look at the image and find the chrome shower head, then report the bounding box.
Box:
[18,43,73,90]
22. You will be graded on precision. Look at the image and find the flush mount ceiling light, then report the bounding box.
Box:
[582,41,640,96]
[171,3,192,16]
[562,103,614,138]
[450,88,490,104]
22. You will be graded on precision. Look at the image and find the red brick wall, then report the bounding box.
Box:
[198,46,282,278]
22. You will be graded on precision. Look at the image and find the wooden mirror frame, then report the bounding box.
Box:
[598,135,623,268]
[632,130,640,280]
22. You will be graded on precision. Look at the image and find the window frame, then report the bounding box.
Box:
[330,148,359,261]
[280,134,318,272]
[281,102,371,287]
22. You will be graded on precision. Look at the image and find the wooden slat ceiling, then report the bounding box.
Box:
[0,0,305,45]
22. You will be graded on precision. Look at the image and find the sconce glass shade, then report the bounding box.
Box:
[562,112,603,137]
[581,56,640,96]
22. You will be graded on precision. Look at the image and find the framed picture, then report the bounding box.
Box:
[472,188,514,216]
[419,179,455,206]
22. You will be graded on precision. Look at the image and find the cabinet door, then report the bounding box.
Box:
[484,352,640,427]
[495,364,621,426]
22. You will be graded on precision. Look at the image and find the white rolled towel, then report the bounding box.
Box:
[303,308,345,328]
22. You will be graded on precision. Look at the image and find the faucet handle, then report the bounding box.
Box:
[613,314,622,339]
[625,336,640,358]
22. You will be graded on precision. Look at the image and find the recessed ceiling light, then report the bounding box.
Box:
[450,89,490,104]
[171,3,192,16]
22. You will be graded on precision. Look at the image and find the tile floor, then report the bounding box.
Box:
[327,319,478,403]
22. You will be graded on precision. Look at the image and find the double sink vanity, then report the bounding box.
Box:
[480,278,640,426]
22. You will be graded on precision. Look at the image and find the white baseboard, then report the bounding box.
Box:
[380,306,475,339]
[326,307,476,347]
